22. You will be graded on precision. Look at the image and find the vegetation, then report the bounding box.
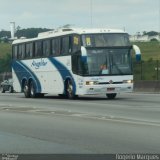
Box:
[16,28,51,38]
[0,30,10,38]
[131,41,160,80]
[0,27,51,73]
[0,43,12,73]
[133,60,160,80]
[0,28,51,39]
[142,31,158,36]
[0,53,12,73]
[133,41,160,61]
[0,43,11,58]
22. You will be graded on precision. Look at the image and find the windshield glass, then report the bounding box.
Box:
[80,48,132,76]
[82,33,130,47]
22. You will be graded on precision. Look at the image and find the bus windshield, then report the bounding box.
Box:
[85,48,132,76]
[75,33,132,76]
[82,33,130,47]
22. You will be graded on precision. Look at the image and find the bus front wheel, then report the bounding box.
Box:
[106,93,117,99]
[66,80,75,99]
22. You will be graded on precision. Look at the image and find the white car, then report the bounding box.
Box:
[0,78,14,93]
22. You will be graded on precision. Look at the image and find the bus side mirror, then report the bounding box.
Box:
[81,46,87,63]
[133,45,141,62]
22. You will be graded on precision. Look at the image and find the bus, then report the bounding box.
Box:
[12,28,140,99]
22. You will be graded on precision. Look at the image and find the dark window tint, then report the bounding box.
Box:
[61,36,71,55]
[72,54,87,75]
[82,33,130,47]
[18,44,25,59]
[13,45,18,59]
[35,41,42,57]
[52,38,60,56]
[26,43,33,58]
[43,40,51,56]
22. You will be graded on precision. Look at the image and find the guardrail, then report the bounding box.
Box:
[134,80,160,93]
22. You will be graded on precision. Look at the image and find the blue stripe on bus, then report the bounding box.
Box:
[12,60,41,92]
[48,57,76,95]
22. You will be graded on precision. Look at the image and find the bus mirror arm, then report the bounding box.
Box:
[133,45,141,62]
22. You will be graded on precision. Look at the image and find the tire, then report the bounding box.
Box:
[30,81,37,98]
[58,94,66,98]
[2,88,5,93]
[106,93,117,99]
[66,80,75,99]
[23,81,30,98]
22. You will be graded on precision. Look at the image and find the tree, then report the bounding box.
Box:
[0,30,11,38]
[15,28,52,38]
[143,31,158,36]
[142,31,147,35]
[150,38,158,42]
[0,53,12,73]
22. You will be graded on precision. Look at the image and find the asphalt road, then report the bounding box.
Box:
[0,92,160,154]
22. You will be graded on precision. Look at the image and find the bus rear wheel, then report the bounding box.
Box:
[24,81,30,98]
[29,81,44,98]
[30,81,37,98]
[106,93,117,99]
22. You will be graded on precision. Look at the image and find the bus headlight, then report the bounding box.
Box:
[123,80,133,84]
[86,81,98,85]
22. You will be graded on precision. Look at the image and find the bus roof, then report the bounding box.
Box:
[12,28,126,45]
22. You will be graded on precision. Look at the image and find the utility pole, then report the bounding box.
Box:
[10,22,15,39]
[90,0,93,28]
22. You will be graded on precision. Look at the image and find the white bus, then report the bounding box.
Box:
[12,28,140,99]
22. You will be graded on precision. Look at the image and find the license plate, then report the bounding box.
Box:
[107,88,115,91]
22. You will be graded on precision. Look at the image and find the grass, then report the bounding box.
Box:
[133,41,160,61]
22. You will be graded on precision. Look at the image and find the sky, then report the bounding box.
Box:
[0,0,159,34]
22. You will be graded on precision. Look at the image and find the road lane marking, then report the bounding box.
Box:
[1,106,160,127]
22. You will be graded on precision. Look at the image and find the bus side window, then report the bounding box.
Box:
[18,45,22,59]
[35,41,42,57]
[21,44,25,59]
[61,36,71,55]
[13,45,18,59]
[72,35,81,53]
[43,40,51,57]
[82,35,92,47]
[26,43,29,58]
[26,43,33,59]
[52,38,61,56]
